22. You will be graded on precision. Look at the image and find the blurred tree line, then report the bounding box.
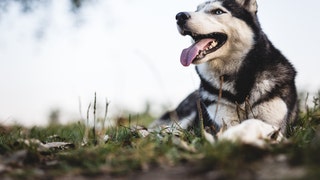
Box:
[0,0,101,39]
[0,0,93,13]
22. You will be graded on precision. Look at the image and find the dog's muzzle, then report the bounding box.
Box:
[175,11,227,66]
[176,12,191,34]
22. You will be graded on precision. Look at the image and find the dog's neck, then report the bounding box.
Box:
[196,65,238,93]
[196,62,238,82]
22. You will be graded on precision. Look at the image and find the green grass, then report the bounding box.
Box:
[1,94,320,179]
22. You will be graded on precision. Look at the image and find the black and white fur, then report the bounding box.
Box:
[149,0,298,137]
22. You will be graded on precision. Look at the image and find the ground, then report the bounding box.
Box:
[1,94,320,179]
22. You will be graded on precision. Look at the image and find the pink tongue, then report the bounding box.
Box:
[180,39,214,66]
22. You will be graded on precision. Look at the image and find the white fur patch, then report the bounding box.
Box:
[206,102,239,127]
[252,97,288,129]
[197,64,237,94]
[177,112,197,129]
[250,79,275,103]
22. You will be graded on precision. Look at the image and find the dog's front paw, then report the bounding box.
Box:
[217,119,284,147]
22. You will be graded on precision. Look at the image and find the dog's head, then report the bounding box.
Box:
[177,0,259,67]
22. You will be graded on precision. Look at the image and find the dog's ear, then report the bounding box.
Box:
[236,0,258,14]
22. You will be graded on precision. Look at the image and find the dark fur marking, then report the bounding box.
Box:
[196,67,240,103]
[164,91,199,121]
[196,100,221,133]
[222,0,261,39]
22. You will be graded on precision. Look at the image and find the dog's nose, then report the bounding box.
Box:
[176,12,191,26]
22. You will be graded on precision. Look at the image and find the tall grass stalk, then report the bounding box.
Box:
[82,103,91,145]
[93,92,97,145]
[102,98,109,133]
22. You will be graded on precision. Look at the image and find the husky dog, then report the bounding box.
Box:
[150,0,298,137]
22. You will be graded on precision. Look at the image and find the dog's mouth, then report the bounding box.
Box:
[180,32,227,66]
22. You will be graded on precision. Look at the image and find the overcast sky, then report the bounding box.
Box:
[0,0,319,126]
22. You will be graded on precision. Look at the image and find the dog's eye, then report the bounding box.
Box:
[212,9,225,15]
